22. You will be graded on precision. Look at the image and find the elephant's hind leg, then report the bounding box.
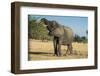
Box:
[57,42,61,56]
[69,44,73,55]
[64,44,73,55]
[64,46,69,56]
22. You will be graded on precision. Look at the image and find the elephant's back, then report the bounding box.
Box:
[64,27,73,38]
[61,26,74,45]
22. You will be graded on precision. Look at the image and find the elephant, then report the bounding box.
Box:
[41,18,74,56]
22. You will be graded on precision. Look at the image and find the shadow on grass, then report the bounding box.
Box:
[29,51,53,55]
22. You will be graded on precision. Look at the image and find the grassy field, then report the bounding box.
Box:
[28,39,88,61]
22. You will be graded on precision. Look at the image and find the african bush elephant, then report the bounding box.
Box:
[41,18,74,56]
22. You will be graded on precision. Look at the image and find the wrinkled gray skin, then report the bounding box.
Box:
[41,18,74,56]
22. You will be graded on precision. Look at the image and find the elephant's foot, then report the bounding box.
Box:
[63,52,73,56]
[57,54,62,57]
[53,53,58,56]
[53,53,62,57]
[53,54,57,56]
[68,52,73,55]
[58,53,62,57]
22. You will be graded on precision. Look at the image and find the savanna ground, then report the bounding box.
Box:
[28,39,88,61]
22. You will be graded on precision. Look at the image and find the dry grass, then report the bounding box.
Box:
[28,39,88,61]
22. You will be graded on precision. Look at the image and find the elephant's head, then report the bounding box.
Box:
[41,18,49,25]
[41,18,64,37]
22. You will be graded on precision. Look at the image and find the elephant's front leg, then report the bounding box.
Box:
[57,39,61,56]
[53,37,57,56]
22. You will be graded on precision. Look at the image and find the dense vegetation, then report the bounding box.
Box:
[28,16,52,41]
[28,16,87,43]
[74,34,87,43]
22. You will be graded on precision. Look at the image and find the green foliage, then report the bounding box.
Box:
[28,17,52,41]
[74,34,87,43]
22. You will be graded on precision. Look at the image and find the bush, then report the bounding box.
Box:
[28,17,52,41]
[74,34,87,43]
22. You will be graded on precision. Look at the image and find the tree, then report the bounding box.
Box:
[74,34,81,42]
[81,36,87,43]
[74,34,87,43]
[28,17,52,41]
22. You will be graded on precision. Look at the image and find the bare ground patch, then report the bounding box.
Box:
[28,39,88,61]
